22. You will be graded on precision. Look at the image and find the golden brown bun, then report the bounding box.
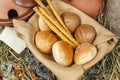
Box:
[74,24,96,43]
[74,43,97,65]
[52,40,73,66]
[38,17,50,31]
[61,12,80,33]
[35,31,58,54]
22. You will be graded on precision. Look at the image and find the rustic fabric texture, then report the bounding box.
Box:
[13,0,118,80]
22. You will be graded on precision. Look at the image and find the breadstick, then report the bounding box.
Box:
[34,0,45,8]
[33,7,76,48]
[39,7,80,46]
[34,0,54,18]
[47,0,71,34]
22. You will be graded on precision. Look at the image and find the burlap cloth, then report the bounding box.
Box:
[13,0,118,80]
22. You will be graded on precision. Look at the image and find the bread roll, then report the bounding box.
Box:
[35,31,58,54]
[52,40,73,66]
[62,12,80,33]
[38,17,50,31]
[74,43,97,65]
[75,24,96,43]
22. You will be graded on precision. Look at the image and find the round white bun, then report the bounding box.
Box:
[52,40,73,66]
[74,43,97,65]
[38,17,50,31]
[35,31,58,54]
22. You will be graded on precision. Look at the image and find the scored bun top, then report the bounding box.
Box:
[75,24,96,43]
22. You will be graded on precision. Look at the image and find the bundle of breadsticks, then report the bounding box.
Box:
[33,0,80,48]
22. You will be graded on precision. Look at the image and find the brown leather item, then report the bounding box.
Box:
[13,1,118,80]
[0,0,34,26]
